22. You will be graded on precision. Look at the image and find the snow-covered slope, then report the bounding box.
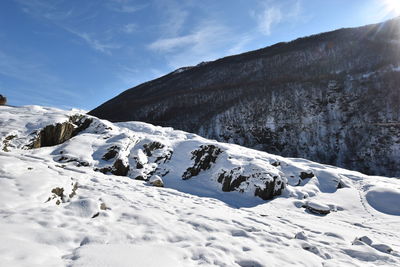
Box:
[1,105,400,266]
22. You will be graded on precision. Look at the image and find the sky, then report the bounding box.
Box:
[0,0,399,110]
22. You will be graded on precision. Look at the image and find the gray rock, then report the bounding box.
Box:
[305,201,331,215]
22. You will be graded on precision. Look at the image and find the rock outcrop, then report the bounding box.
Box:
[0,95,6,105]
[182,145,222,180]
[217,166,285,200]
[30,115,92,148]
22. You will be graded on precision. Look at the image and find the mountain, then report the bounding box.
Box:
[1,105,400,266]
[89,17,400,177]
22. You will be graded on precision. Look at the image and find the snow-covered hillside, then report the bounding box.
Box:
[1,105,400,266]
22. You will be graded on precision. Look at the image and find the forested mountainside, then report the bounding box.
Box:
[90,17,400,177]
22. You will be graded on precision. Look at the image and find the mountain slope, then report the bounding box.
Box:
[89,17,400,177]
[1,105,400,266]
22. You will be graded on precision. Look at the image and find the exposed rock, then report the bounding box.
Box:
[2,135,16,152]
[100,203,109,210]
[143,141,164,156]
[356,236,373,246]
[372,244,393,254]
[69,182,78,198]
[217,166,286,200]
[143,141,172,163]
[134,175,146,181]
[95,166,112,174]
[182,145,222,180]
[70,115,93,134]
[46,187,65,205]
[30,122,75,148]
[300,171,314,180]
[57,156,89,167]
[30,115,93,148]
[111,159,129,176]
[102,146,120,161]
[51,187,64,199]
[353,236,393,254]
[254,176,285,200]
[0,95,6,105]
[149,175,164,187]
[304,201,331,215]
[271,161,280,167]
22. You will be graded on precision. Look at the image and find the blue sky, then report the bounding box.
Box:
[0,0,399,110]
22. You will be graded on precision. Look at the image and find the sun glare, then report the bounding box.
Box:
[383,0,400,16]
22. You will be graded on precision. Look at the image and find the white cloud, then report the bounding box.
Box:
[257,6,282,35]
[106,0,147,13]
[64,28,121,54]
[148,22,232,68]
[253,0,303,36]
[15,0,73,21]
[148,34,197,52]
[148,23,228,53]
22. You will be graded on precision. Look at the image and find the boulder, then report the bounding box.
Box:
[111,159,129,176]
[149,175,164,187]
[304,201,331,215]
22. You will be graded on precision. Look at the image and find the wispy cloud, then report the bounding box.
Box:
[155,0,191,37]
[148,21,232,68]
[256,6,282,35]
[253,0,303,36]
[64,28,121,54]
[148,34,198,52]
[15,0,73,21]
[14,0,121,54]
[106,0,147,13]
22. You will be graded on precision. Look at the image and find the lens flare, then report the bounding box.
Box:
[383,0,400,15]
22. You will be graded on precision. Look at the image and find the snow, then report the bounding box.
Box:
[366,187,400,216]
[1,105,400,266]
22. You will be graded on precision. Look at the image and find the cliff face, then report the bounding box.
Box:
[90,18,400,177]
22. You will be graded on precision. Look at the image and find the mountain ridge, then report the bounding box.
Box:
[89,17,400,177]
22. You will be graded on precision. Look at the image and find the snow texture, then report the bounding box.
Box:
[0,105,400,266]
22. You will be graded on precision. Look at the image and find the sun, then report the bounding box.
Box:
[383,0,400,16]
